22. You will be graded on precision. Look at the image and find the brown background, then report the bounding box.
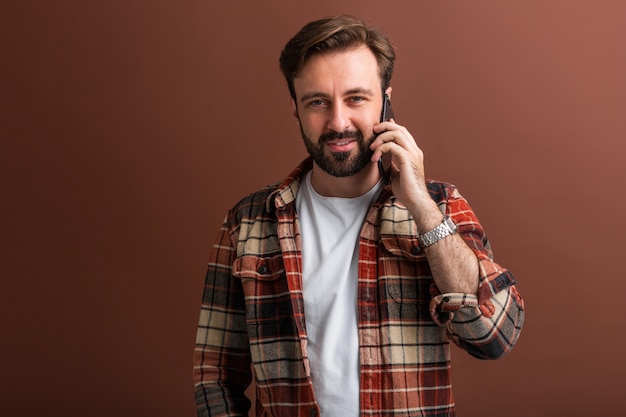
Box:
[2,1,625,416]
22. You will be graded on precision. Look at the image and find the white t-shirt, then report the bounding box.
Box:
[296,171,382,416]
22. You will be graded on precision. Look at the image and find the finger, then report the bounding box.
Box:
[371,140,406,165]
[372,131,408,154]
[374,118,396,132]
[370,140,393,162]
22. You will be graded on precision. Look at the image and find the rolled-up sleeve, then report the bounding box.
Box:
[428,187,525,360]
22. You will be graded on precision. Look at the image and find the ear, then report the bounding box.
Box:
[385,86,393,99]
[289,97,298,119]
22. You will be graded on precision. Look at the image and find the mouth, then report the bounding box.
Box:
[326,139,356,152]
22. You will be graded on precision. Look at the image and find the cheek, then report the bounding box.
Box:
[298,114,324,135]
[354,107,380,131]
[295,119,317,142]
[354,118,376,137]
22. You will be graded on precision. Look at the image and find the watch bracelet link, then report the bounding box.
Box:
[418,216,457,247]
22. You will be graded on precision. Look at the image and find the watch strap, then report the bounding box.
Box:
[418,216,457,247]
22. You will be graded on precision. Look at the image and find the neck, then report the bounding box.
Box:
[309,162,381,198]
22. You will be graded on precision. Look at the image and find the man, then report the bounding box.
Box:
[193,15,524,417]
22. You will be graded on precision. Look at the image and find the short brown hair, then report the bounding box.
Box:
[279,15,396,100]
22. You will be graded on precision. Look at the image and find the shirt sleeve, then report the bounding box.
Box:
[428,187,525,360]
[193,217,253,417]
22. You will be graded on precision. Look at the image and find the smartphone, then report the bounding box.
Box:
[378,94,394,182]
[380,93,395,122]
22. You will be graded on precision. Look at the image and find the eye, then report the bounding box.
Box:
[348,96,365,104]
[307,99,327,108]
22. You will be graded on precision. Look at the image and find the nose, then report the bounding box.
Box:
[326,103,351,132]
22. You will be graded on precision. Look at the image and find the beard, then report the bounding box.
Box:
[300,125,376,177]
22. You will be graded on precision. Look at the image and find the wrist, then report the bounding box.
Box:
[418,216,458,247]
[406,200,443,234]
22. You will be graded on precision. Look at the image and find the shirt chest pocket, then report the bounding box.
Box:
[380,235,432,312]
[232,254,297,337]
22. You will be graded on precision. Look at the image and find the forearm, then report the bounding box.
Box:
[422,232,479,294]
[418,191,525,358]
[407,198,479,295]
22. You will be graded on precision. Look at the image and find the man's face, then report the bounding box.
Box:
[291,45,385,177]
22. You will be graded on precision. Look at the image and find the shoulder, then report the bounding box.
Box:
[225,158,312,228]
[426,179,462,203]
[225,182,281,228]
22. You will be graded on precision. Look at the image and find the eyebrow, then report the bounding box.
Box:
[299,87,376,103]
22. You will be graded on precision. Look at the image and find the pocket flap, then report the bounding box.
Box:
[380,234,424,260]
[232,254,285,281]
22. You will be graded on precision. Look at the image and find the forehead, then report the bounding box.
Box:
[293,45,381,95]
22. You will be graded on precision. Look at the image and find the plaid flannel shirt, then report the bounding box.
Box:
[194,158,524,417]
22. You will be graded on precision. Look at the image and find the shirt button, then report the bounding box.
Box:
[310,408,318,417]
[257,265,268,274]
[411,246,421,255]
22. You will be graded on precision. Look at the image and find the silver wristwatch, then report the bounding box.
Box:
[418,216,457,247]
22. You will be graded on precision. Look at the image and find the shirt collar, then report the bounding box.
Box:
[266,158,313,213]
[266,157,398,214]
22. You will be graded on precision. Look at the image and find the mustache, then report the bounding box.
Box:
[319,130,362,143]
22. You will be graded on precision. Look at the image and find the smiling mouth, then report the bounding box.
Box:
[326,139,356,153]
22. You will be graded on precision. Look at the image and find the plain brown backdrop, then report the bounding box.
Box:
[2,1,625,416]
